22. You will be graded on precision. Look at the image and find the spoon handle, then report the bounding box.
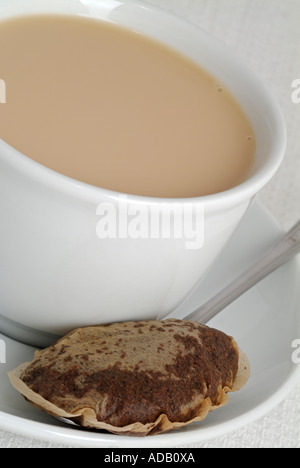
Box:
[182,219,300,324]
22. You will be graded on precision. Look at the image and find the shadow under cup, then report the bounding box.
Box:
[0,0,286,347]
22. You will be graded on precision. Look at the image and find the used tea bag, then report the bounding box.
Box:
[8,319,250,436]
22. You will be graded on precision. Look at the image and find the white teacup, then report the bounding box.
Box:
[0,0,286,346]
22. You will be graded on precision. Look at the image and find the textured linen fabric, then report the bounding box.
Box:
[1,0,300,448]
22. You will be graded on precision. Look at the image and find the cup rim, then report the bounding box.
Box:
[0,0,287,208]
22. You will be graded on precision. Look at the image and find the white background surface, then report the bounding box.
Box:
[1,0,300,448]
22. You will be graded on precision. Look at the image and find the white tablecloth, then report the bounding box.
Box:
[1,0,300,448]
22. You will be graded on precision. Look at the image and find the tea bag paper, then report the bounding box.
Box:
[8,320,250,436]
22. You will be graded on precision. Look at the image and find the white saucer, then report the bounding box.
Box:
[1,201,300,447]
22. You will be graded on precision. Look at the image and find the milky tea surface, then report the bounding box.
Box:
[0,15,255,198]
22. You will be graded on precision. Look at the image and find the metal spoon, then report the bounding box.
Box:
[167,218,300,324]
